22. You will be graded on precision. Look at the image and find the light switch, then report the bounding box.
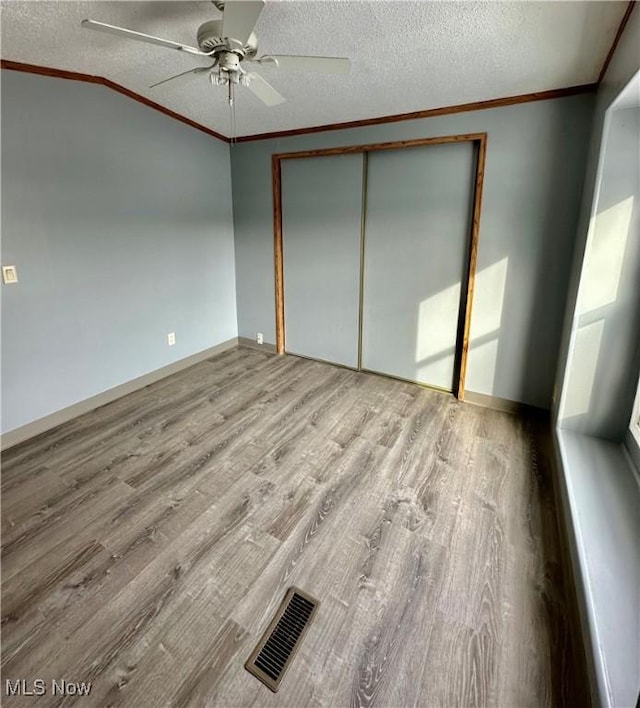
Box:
[2,265,18,284]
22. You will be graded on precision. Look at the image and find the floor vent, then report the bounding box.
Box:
[245,586,319,692]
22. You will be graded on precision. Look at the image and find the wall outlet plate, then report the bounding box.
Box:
[256,332,264,345]
[2,265,18,284]
[167,332,176,346]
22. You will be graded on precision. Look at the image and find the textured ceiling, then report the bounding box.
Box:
[0,1,627,138]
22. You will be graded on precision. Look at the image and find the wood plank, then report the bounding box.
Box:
[1,476,134,581]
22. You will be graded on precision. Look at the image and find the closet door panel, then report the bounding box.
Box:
[282,154,363,368]
[362,142,475,390]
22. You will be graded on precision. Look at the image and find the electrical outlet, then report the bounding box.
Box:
[2,265,18,284]
[256,332,264,345]
[167,332,176,346]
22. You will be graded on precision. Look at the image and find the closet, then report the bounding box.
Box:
[278,135,483,395]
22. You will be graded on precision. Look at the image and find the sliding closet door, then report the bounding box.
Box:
[282,154,363,368]
[362,142,475,390]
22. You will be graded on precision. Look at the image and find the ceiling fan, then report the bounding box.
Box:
[81,0,351,110]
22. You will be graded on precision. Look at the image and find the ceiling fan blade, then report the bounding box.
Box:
[150,65,213,89]
[260,55,351,75]
[246,73,285,107]
[221,0,265,45]
[81,19,206,56]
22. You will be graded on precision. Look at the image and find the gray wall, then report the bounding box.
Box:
[1,70,237,434]
[231,94,595,408]
[559,106,640,438]
[554,8,640,435]
[551,13,640,707]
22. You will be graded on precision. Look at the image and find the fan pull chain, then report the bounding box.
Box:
[229,82,237,142]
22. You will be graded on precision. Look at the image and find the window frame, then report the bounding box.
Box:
[631,377,640,446]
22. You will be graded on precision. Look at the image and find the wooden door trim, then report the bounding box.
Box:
[457,136,487,400]
[272,132,488,400]
[274,133,486,161]
[272,154,285,353]
[357,152,369,370]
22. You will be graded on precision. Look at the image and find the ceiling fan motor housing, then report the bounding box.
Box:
[80,1,349,107]
[196,19,258,59]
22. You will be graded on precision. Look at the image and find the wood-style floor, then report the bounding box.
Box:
[1,347,575,707]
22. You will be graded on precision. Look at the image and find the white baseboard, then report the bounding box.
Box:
[2,349,548,451]
[1,337,239,451]
[237,337,277,353]
[464,390,549,417]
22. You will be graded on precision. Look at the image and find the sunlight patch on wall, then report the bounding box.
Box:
[416,349,457,389]
[464,257,508,395]
[412,257,509,393]
[561,318,605,420]
[415,282,461,362]
[469,257,508,341]
[578,196,634,314]
[414,282,460,388]
[468,337,500,393]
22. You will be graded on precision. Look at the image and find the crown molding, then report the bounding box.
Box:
[0,59,230,143]
[3,48,620,145]
[598,1,636,83]
[234,84,597,143]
